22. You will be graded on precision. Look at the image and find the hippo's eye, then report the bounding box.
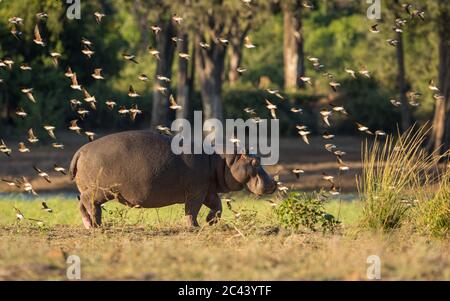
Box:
[251,158,259,168]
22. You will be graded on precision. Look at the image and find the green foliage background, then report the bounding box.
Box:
[0,0,440,137]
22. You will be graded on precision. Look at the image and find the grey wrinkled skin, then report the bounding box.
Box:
[70,130,277,229]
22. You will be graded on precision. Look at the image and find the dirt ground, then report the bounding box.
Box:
[1,225,449,280]
[0,132,364,194]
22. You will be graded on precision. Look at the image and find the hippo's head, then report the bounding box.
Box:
[223,154,277,195]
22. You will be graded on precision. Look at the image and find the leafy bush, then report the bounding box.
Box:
[275,192,340,233]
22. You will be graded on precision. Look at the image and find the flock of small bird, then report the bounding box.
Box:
[234,2,443,197]
[0,2,445,222]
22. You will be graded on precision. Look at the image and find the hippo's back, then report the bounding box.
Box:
[71,130,212,207]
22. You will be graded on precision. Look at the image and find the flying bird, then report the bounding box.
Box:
[14,207,25,220]
[356,122,373,135]
[387,39,398,47]
[106,100,117,110]
[18,142,30,153]
[70,73,82,90]
[148,48,160,60]
[390,99,401,107]
[54,164,67,175]
[82,45,95,58]
[15,107,28,118]
[330,104,348,115]
[118,106,130,116]
[179,53,190,60]
[33,166,51,183]
[128,85,140,98]
[85,131,96,142]
[27,129,39,144]
[41,201,53,213]
[428,80,439,92]
[244,36,256,49]
[300,76,312,85]
[156,125,172,136]
[20,63,32,71]
[329,81,341,92]
[292,169,304,179]
[69,120,82,134]
[65,66,74,78]
[138,74,149,81]
[21,88,36,103]
[83,88,97,109]
[33,24,45,46]
[345,67,356,78]
[150,25,161,35]
[52,142,64,150]
[81,37,93,47]
[322,132,335,140]
[369,24,380,33]
[129,104,142,122]
[0,140,12,156]
[94,12,106,23]
[169,94,182,110]
[172,14,183,25]
[122,53,138,64]
[265,99,277,119]
[91,68,104,80]
[36,12,48,20]
[43,125,56,139]
[298,129,311,145]
[50,52,61,66]
[358,67,371,78]
[320,109,332,127]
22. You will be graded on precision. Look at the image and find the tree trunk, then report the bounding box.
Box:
[196,36,226,122]
[131,0,150,52]
[176,33,191,121]
[283,0,305,90]
[396,30,411,132]
[428,4,450,154]
[228,38,243,86]
[151,20,175,128]
[187,42,196,122]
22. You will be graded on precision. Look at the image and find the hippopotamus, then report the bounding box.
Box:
[69,130,277,229]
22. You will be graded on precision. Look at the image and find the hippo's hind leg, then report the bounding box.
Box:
[204,193,222,225]
[79,192,105,229]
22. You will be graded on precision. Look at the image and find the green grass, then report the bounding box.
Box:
[1,193,449,280]
[0,194,361,228]
[358,126,446,231]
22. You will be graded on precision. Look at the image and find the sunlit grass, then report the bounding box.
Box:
[358,125,446,231]
[0,193,361,229]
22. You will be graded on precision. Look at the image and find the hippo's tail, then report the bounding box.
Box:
[69,149,82,181]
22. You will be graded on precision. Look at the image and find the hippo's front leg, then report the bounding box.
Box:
[185,198,203,227]
[204,193,222,225]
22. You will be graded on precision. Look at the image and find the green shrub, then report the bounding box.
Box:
[413,170,450,239]
[275,192,340,233]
